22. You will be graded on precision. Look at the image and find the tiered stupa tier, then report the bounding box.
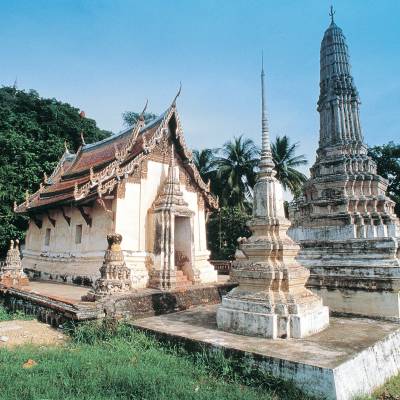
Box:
[289,13,400,320]
[216,62,329,339]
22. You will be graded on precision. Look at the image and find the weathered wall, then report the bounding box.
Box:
[23,202,114,285]
[22,155,216,288]
[114,159,216,288]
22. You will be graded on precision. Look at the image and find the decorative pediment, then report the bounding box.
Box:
[152,145,194,217]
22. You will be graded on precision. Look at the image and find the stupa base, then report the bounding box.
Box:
[217,296,329,339]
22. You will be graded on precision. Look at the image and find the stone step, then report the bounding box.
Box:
[175,269,192,287]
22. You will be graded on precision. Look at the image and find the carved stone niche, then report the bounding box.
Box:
[84,233,133,301]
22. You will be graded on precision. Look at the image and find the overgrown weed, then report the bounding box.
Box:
[0,304,34,321]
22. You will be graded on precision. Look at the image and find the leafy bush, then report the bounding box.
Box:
[0,304,33,321]
[207,206,251,260]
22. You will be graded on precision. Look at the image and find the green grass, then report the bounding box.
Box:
[0,304,34,321]
[0,317,313,400]
[357,374,400,400]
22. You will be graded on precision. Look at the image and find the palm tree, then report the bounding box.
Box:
[271,135,308,197]
[214,135,259,209]
[192,149,216,182]
[192,148,223,199]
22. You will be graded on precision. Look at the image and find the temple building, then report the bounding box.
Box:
[14,95,218,290]
[289,12,400,320]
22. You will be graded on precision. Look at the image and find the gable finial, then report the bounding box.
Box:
[139,99,149,121]
[329,5,336,24]
[171,82,182,107]
[64,140,70,154]
[80,131,86,145]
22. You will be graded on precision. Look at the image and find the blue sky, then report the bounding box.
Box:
[1,0,399,178]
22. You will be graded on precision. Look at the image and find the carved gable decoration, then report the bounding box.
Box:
[14,98,218,215]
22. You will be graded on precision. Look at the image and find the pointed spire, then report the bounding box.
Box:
[80,131,86,145]
[64,140,70,154]
[329,5,336,25]
[259,54,275,172]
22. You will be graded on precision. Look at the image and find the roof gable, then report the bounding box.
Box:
[16,100,218,214]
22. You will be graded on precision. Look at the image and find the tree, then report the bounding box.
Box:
[192,148,223,198]
[369,142,400,217]
[207,206,251,260]
[0,86,111,257]
[214,135,259,209]
[271,135,308,197]
[122,111,158,127]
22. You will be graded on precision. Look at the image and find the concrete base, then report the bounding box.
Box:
[0,278,236,324]
[217,297,329,339]
[132,305,400,400]
[311,286,400,321]
[290,237,400,321]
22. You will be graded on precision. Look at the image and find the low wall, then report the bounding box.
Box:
[100,282,237,319]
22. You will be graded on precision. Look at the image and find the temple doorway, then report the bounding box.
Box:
[174,216,192,280]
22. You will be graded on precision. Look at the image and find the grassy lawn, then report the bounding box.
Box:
[0,310,312,400]
[0,307,398,400]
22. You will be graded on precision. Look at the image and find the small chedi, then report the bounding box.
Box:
[87,233,132,300]
[289,14,400,320]
[216,63,329,339]
[0,240,29,287]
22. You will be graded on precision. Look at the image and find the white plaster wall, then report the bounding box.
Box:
[115,160,206,256]
[35,204,112,255]
[22,202,114,284]
[114,182,141,251]
[113,159,216,286]
[22,158,216,287]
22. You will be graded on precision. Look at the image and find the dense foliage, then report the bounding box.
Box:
[207,207,252,260]
[214,135,259,210]
[194,135,308,259]
[369,142,400,217]
[271,135,307,197]
[0,86,110,257]
[122,111,158,127]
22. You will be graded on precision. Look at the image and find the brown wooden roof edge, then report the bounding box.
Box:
[15,97,219,214]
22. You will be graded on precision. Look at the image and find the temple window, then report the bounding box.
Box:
[75,224,83,244]
[44,228,51,246]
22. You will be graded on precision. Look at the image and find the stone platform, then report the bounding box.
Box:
[132,304,400,400]
[0,278,235,326]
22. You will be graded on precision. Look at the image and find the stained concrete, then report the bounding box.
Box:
[132,305,400,400]
[28,281,89,302]
[0,277,234,325]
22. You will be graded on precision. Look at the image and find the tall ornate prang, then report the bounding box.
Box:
[0,240,29,287]
[86,234,133,300]
[216,62,329,339]
[288,11,400,321]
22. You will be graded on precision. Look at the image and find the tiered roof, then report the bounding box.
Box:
[15,100,218,214]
